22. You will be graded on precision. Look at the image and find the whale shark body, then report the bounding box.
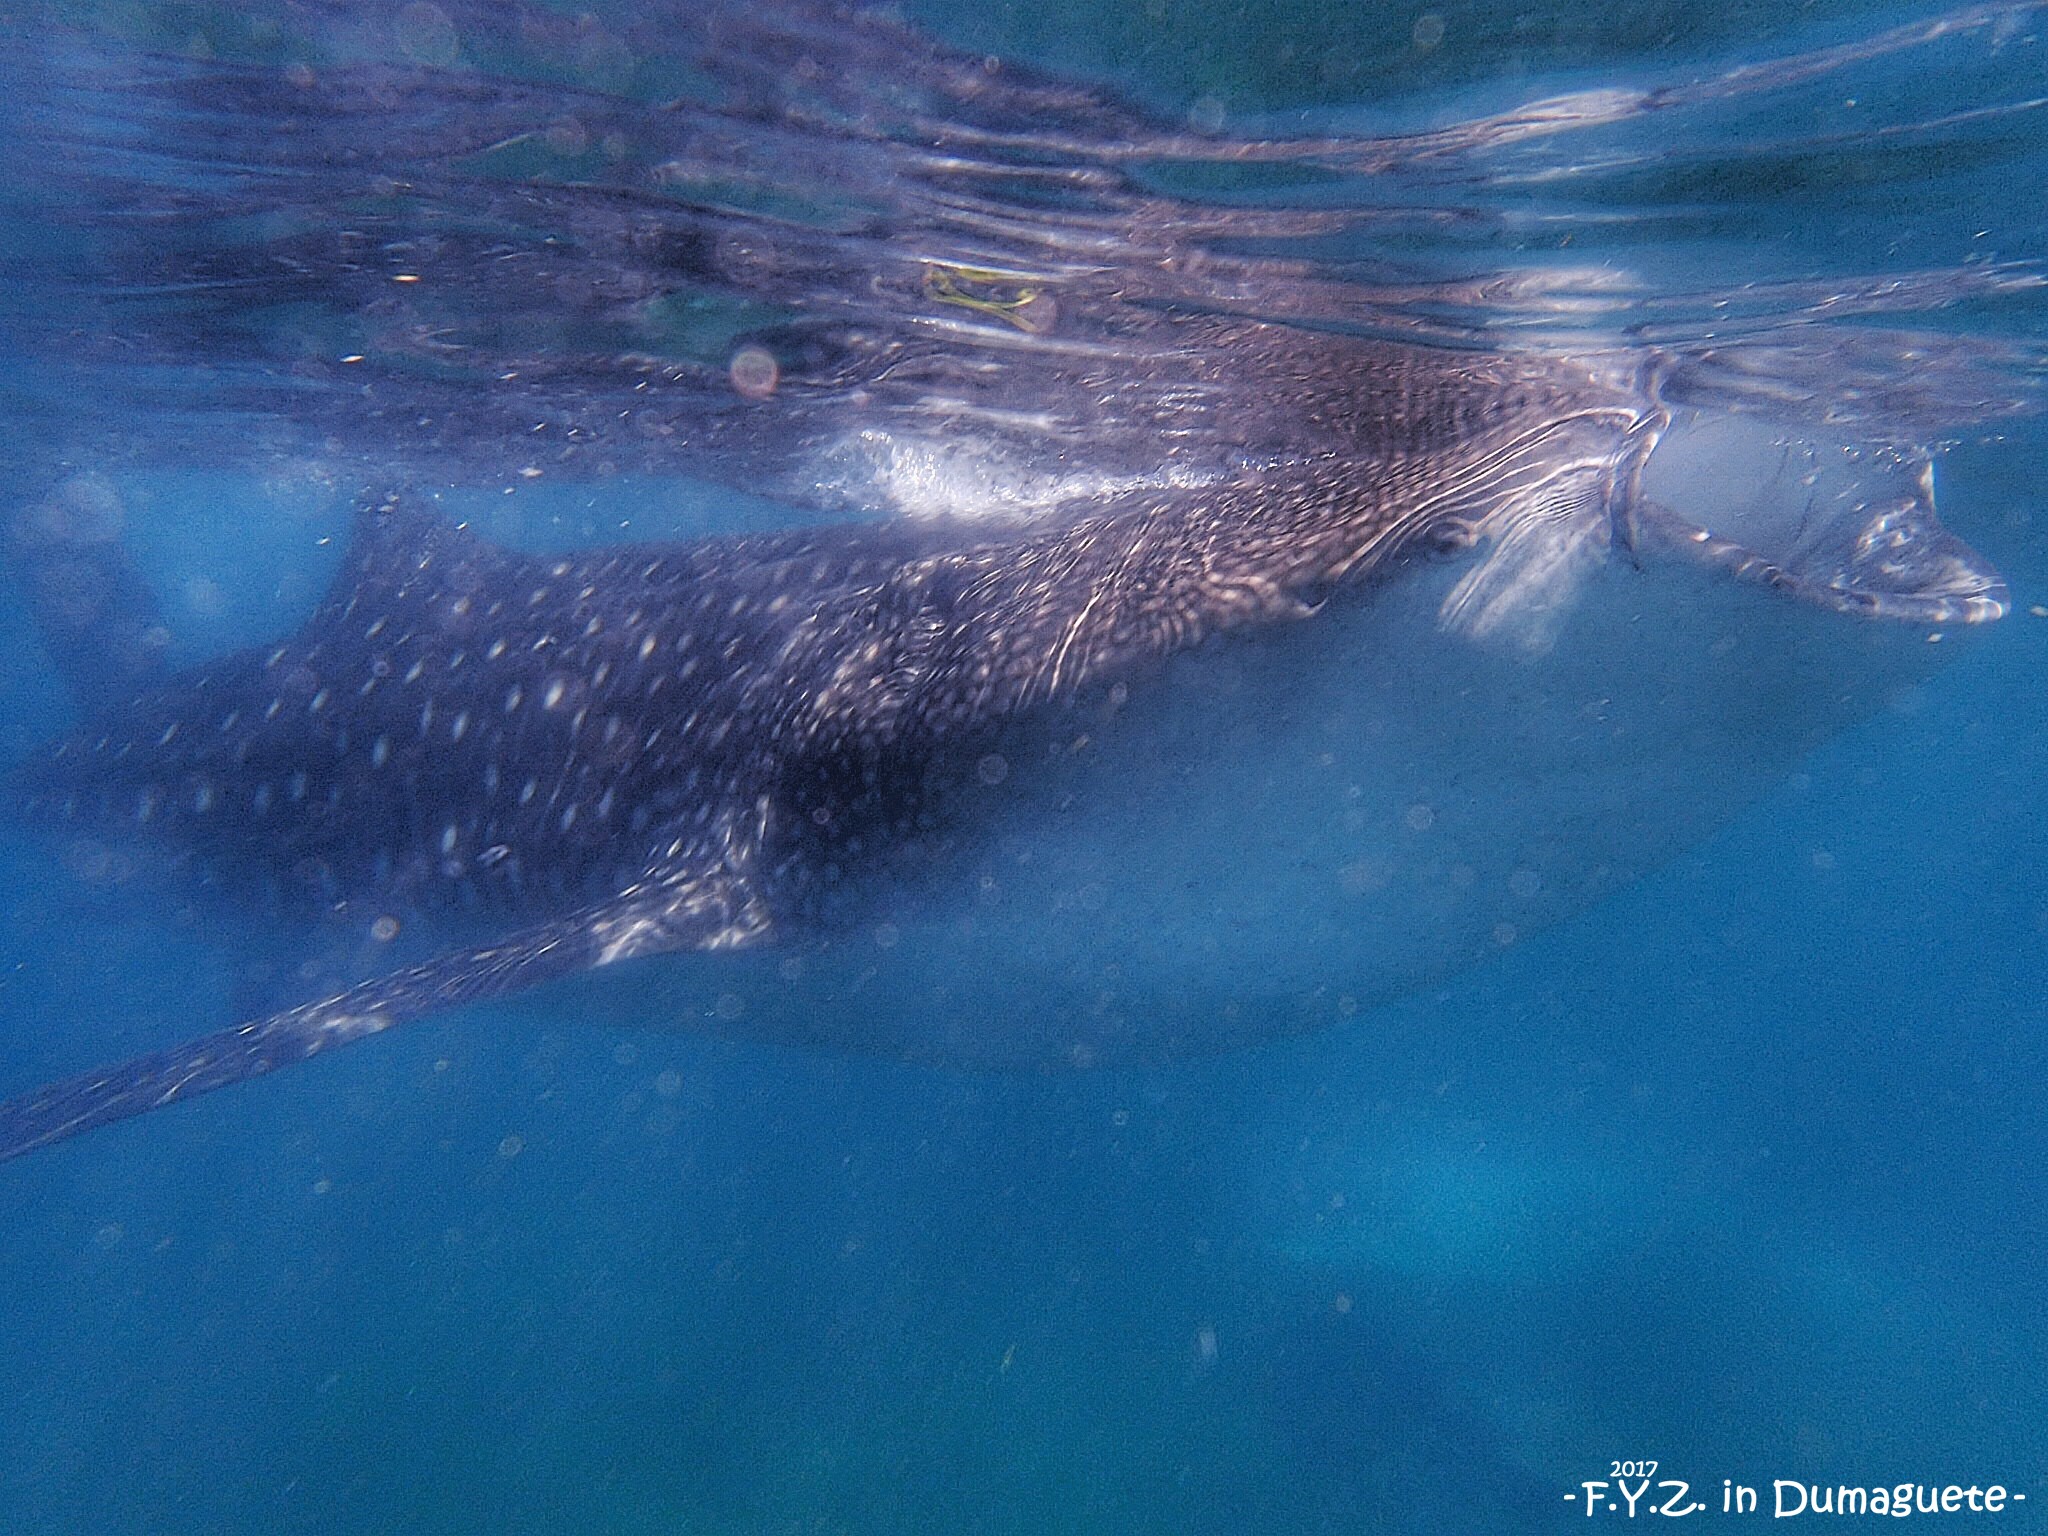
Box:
[0,3,2018,1161]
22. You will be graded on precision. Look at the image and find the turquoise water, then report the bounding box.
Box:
[1,1,2045,1531]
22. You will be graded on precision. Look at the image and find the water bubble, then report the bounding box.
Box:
[728,345,779,401]
[644,1104,682,1137]
[574,30,635,92]
[394,2,459,66]
[1338,858,1390,895]
[546,117,590,156]
[62,839,123,888]
[183,576,225,618]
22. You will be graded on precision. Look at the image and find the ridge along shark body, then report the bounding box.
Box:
[0,316,2010,1163]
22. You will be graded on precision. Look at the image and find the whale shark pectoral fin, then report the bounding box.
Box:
[0,868,770,1165]
[1435,461,1616,653]
[1634,414,2009,624]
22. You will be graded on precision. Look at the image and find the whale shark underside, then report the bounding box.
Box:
[0,0,2017,1162]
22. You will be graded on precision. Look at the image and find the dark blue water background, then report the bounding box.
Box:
[1,1,2045,1531]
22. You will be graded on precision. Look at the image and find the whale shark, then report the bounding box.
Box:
[0,320,2008,1161]
[0,0,2019,1162]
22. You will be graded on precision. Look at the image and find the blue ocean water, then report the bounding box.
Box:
[1,1,2045,1532]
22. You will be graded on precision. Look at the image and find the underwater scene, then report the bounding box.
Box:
[0,0,2044,1529]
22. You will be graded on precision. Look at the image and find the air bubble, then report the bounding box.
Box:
[728,346,780,401]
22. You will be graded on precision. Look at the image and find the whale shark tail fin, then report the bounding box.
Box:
[1634,414,2008,625]
[0,861,771,1165]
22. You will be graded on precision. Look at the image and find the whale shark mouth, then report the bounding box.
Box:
[1631,412,2010,626]
[1428,397,2009,653]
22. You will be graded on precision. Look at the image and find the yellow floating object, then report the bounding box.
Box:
[920,262,1058,333]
